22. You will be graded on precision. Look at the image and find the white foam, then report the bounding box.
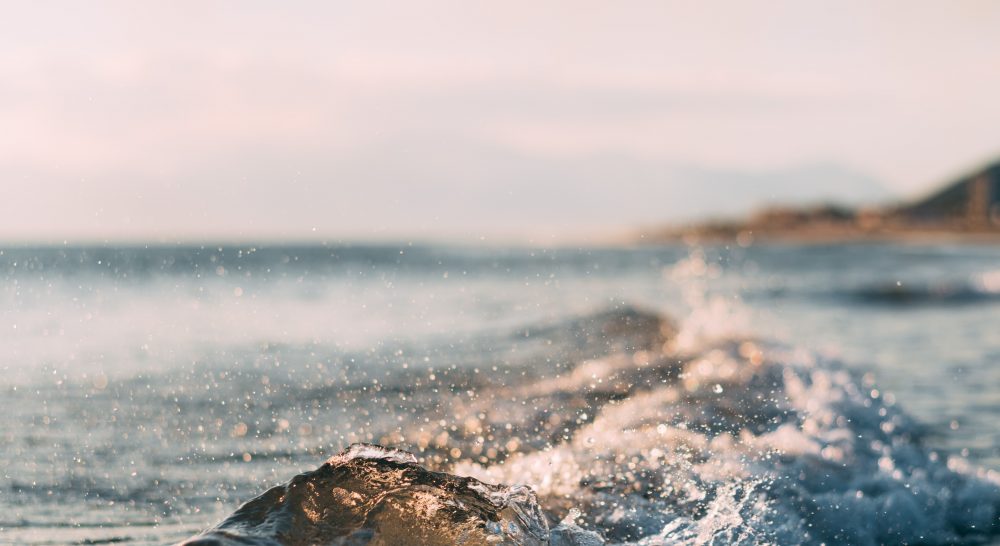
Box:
[457,341,1000,544]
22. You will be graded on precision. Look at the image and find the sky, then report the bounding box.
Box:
[2,1,1000,243]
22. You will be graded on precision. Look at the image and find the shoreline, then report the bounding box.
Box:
[638,226,1000,246]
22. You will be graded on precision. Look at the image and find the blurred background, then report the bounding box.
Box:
[3,1,1000,243]
[2,2,1000,545]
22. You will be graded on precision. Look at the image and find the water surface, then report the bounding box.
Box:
[2,243,999,544]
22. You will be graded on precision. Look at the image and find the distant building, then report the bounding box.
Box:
[896,161,1000,228]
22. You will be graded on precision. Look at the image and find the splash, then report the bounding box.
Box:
[180,309,1000,545]
[665,248,751,352]
[455,337,1000,544]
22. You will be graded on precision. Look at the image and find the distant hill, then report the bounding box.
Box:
[642,157,1000,242]
[894,160,1000,227]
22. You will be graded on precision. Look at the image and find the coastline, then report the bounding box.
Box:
[639,225,1000,246]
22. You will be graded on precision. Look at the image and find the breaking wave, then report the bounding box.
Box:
[178,306,1000,545]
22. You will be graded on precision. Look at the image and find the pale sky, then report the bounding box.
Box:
[3,1,1000,242]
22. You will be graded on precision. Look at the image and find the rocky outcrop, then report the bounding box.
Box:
[178,444,568,546]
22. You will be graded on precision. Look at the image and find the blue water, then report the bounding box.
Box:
[1,242,999,544]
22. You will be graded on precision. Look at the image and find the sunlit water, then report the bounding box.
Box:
[1,243,999,544]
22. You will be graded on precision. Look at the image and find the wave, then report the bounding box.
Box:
[177,307,1000,545]
[825,272,1000,307]
[841,283,1000,306]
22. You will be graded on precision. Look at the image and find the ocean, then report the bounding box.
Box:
[2,242,999,545]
